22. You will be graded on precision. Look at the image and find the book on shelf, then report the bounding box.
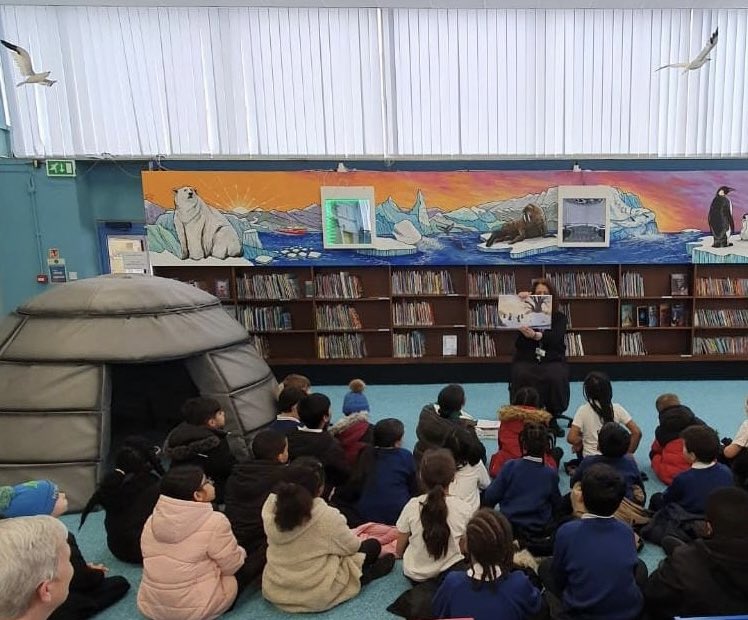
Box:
[694,336,748,355]
[671,303,686,327]
[393,331,426,358]
[694,308,748,327]
[564,332,584,357]
[214,279,230,299]
[315,272,364,299]
[469,332,497,357]
[442,335,458,356]
[236,273,300,300]
[659,303,671,327]
[468,271,516,296]
[249,335,271,359]
[317,333,367,359]
[237,306,292,331]
[670,273,689,296]
[619,332,646,356]
[559,302,572,328]
[621,272,645,297]
[315,304,362,330]
[621,304,634,328]
[393,301,435,326]
[392,270,455,295]
[546,271,618,298]
[636,306,649,327]
[695,277,748,296]
[648,305,658,328]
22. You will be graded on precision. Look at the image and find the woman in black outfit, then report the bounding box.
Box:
[510,278,570,432]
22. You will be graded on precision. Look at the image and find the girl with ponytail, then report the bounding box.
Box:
[568,371,642,458]
[433,510,543,620]
[395,449,473,582]
[79,436,164,563]
[262,457,395,613]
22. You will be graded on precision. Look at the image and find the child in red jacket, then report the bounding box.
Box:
[489,387,562,477]
[649,394,704,485]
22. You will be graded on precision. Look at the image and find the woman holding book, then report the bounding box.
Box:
[510,278,570,434]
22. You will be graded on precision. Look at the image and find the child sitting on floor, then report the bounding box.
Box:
[262,457,395,613]
[269,387,305,433]
[395,449,473,583]
[353,418,418,526]
[489,386,562,477]
[278,373,311,395]
[649,393,704,485]
[0,480,130,620]
[433,509,544,620]
[79,436,164,564]
[164,396,238,503]
[138,466,249,620]
[721,394,748,462]
[225,429,288,563]
[448,428,491,513]
[330,380,373,467]
[651,425,733,515]
[343,378,370,414]
[483,422,561,553]
[540,464,646,620]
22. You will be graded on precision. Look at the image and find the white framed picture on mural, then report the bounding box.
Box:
[321,186,378,250]
[557,186,612,248]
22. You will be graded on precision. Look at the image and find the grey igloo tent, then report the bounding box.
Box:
[0,274,277,510]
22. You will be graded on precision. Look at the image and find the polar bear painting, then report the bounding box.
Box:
[173,187,243,260]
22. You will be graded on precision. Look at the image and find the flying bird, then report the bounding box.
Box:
[656,28,718,74]
[0,40,56,87]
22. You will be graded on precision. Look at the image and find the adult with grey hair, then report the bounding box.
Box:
[0,515,73,620]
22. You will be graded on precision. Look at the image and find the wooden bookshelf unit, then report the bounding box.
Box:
[153,264,748,365]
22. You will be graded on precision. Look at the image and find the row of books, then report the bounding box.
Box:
[693,336,748,355]
[619,332,647,356]
[469,332,497,357]
[620,272,645,297]
[559,303,572,328]
[236,274,300,300]
[694,308,748,328]
[317,334,367,359]
[564,333,584,357]
[392,270,455,295]
[249,335,270,359]
[314,273,364,299]
[546,272,618,298]
[467,271,516,297]
[695,278,748,297]
[237,306,292,331]
[315,305,363,330]
[393,301,435,326]
[469,303,503,328]
[621,303,687,327]
[393,331,426,358]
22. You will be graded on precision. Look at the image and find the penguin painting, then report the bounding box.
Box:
[708,186,735,248]
[741,214,748,241]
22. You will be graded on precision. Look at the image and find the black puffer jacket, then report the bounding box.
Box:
[224,459,285,552]
[646,536,748,619]
[655,405,705,447]
[164,423,236,501]
[414,404,486,465]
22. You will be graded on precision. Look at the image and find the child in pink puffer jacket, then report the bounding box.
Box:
[138,466,248,620]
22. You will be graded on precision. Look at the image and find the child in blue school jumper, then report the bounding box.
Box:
[433,509,543,620]
[540,464,646,620]
[483,422,561,545]
[572,422,646,505]
[353,418,417,525]
[651,425,734,514]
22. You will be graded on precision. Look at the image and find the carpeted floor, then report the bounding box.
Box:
[61,379,747,619]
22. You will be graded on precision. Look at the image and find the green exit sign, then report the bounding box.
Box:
[46,159,76,177]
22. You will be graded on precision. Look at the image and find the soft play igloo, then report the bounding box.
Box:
[0,274,277,510]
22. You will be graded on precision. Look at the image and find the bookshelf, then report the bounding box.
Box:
[153,263,748,364]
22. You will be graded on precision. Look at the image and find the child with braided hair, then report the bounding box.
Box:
[483,422,561,552]
[433,509,543,620]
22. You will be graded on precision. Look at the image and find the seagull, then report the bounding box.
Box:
[0,40,56,87]
[656,28,718,74]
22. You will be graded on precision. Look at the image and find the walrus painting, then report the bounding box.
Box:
[485,204,548,246]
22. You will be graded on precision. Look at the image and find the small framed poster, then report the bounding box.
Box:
[558,186,612,248]
[320,186,378,249]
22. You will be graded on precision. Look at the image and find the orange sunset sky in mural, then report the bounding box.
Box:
[143,170,748,233]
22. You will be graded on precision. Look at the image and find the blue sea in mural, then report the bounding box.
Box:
[253,231,705,267]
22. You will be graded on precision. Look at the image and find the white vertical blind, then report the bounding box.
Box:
[1,5,747,157]
[0,5,384,157]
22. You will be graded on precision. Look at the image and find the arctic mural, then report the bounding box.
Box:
[142,170,748,266]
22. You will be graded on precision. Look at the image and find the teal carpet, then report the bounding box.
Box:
[62,379,747,619]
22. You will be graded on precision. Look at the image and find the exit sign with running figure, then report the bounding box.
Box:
[46,160,76,177]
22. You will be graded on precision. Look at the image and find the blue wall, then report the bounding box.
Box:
[2,157,747,314]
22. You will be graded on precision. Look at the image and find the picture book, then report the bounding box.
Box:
[648,305,658,327]
[671,302,686,327]
[671,273,689,296]
[621,304,634,327]
[659,303,671,327]
[496,294,552,330]
[214,279,230,299]
[637,306,649,327]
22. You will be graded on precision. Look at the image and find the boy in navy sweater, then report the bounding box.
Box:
[572,422,645,504]
[268,387,304,434]
[540,464,646,620]
[483,423,561,538]
[657,425,733,515]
